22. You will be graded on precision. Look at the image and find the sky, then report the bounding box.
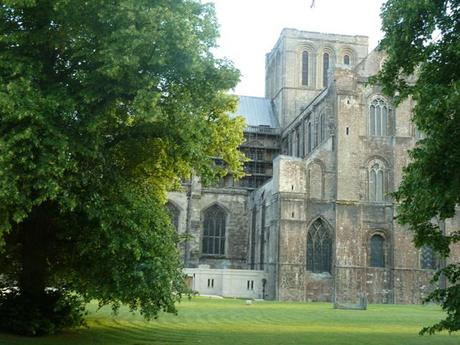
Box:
[208,0,386,97]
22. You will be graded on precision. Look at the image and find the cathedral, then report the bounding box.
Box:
[167,29,460,304]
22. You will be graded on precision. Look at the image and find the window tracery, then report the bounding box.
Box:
[369,98,391,136]
[306,219,332,273]
[202,205,226,255]
[420,246,437,270]
[369,162,385,202]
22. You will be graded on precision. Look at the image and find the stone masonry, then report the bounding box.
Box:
[167,29,460,304]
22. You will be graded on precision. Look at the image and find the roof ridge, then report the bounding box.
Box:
[238,95,269,100]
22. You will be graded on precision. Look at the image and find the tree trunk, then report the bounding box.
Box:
[18,206,50,300]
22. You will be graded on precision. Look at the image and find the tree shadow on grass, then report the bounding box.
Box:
[1,321,459,345]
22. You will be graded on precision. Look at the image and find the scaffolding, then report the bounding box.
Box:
[236,125,280,190]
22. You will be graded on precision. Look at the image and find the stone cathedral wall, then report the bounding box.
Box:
[166,30,460,305]
[168,181,250,270]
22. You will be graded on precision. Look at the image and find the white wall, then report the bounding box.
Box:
[184,266,267,299]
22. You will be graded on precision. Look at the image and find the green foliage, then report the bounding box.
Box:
[0,289,86,336]
[0,0,244,334]
[377,0,460,334]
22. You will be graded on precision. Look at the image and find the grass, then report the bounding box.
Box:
[0,297,459,345]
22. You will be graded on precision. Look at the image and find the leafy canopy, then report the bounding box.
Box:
[378,0,460,334]
[0,0,245,333]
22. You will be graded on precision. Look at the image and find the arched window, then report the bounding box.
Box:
[166,202,180,231]
[202,205,226,255]
[302,51,309,86]
[370,234,385,267]
[306,219,332,273]
[369,98,390,136]
[369,162,384,202]
[343,54,350,65]
[307,122,312,153]
[421,246,437,270]
[323,53,330,87]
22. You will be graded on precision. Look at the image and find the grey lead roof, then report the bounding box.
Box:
[230,96,279,128]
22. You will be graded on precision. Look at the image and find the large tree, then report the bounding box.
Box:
[0,0,245,335]
[378,0,460,334]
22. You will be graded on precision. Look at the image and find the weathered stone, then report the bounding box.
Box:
[167,29,460,304]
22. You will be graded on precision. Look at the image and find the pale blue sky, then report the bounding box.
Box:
[208,0,385,97]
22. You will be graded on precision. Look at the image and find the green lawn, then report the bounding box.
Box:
[0,297,459,345]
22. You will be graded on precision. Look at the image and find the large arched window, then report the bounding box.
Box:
[420,246,437,270]
[323,53,330,87]
[306,219,332,273]
[302,51,309,86]
[370,234,385,268]
[369,162,385,202]
[166,202,180,232]
[369,98,391,136]
[202,205,226,255]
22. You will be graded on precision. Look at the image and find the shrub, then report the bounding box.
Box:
[0,289,86,336]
